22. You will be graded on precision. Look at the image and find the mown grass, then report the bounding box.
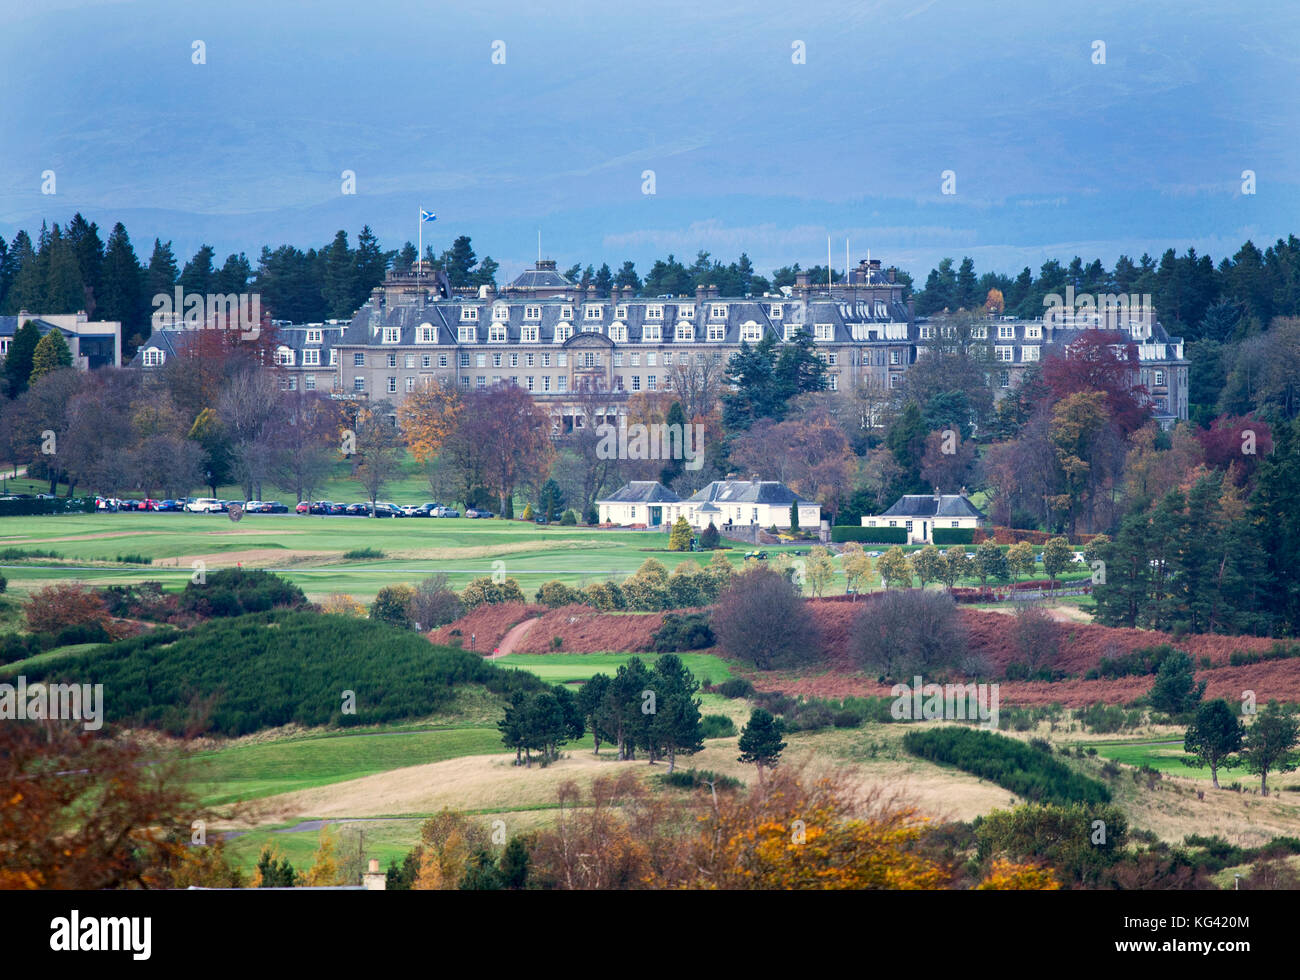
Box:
[191,727,512,805]
[494,651,737,687]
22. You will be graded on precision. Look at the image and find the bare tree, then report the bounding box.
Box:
[217,366,281,499]
[353,401,404,506]
[711,565,819,670]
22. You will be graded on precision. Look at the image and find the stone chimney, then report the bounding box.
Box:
[623,284,635,301]
[708,283,719,299]
[695,283,707,305]
[484,283,496,302]
[794,272,810,302]
[363,858,386,891]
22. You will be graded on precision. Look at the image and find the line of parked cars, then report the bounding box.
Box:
[296,500,463,518]
[95,496,291,513]
[92,495,483,518]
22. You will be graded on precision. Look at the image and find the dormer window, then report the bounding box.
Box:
[521,325,539,343]
[710,303,727,319]
[615,304,627,319]
[783,324,800,341]
[678,304,694,319]
[524,305,541,320]
[675,322,694,342]
[461,306,479,321]
[143,347,165,366]
[875,301,887,318]
[561,305,573,319]
[382,327,400,343]
[814,323,833,341]
[493,305,510,322]
[275,346,294,366]
[998,324,1015,339]
[642,324,662,342]
[584,305,604,320]
[740,322,761,343]
[554,324,573,343]
[458,324,476,343]
[646,304,663,320]
[488,324,507,343]
[417,322,436,343]
[708,323,726,342]
[306,328,322,344]
[609,323,627,343]
[769,304,783,319]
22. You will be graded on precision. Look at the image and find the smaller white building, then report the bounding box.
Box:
[598,478,819,530]
[862,491,987,544]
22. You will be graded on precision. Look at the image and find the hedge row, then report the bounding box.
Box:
[902,727,1111,806]
[831,526,908,544]
[0,496,96,517]
[931,528,975,545]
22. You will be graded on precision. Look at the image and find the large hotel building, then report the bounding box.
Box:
[134,255,1189,429]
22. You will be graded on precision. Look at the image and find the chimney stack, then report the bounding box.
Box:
[794,272,810,302]
[363,858,387,890]
[695,283,707,305]
[708,283,719,299]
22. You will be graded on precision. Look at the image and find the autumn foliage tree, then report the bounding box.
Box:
[397,379,463,464]
[0,721,221,889]
[1041,331,1150,436]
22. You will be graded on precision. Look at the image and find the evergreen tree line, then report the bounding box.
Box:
[500,654,706,772]
[911,237,1300,337]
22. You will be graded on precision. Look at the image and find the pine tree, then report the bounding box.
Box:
[43,224,84,312]
[146,239,179,302]
[737,708,786,782]
[5,229,41,314]
[29,329,73,383]
[1183,699,1243,789]
[668,515,692,551]
[498,836,530,889]
[179,244,217,297]
[3,320,41,397]
[1241,702,1299,797]
[700,522,720,550]
[99,223,146,347]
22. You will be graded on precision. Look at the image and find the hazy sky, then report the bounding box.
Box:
[2,0,1296,283]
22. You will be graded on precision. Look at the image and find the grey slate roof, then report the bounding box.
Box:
[0,316,73,338]
[338,293,911,349]
[684,480,810,506]
[878,494,987,520]
[599,481,681,504]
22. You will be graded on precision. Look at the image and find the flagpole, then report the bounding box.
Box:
[418,208,422,287]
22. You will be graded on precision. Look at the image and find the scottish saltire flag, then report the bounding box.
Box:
[421,210,436,222]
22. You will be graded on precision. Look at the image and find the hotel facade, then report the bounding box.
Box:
[133,256,1189,430]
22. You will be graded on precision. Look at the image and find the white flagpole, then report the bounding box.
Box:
[418,209,422,286]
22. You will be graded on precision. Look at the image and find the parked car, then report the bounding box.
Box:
[243,500,264,513]
[307,500,333,514]
[156,499,182,512]
[344,502,369,516]
[296,501,312,514]
[433,506,460,518]
[327,502,348,516]
[264,500,288,514]
[372,502,403,518]
[95,496,119,512]
[465,508,494,519]
[185,498,223,513]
